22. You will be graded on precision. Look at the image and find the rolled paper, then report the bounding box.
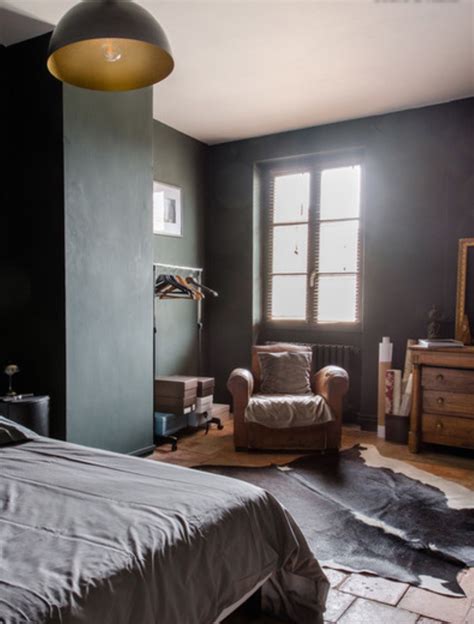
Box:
[385,369,395,415]
[378,336,393,436]
[399,372,413,417]
[386,369,402,415]
[379,336,393,363]
[402,339,417,388]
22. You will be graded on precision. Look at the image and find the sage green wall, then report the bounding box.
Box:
[152,121,208,376]
[64,86,154,454]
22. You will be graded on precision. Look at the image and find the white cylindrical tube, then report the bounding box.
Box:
[377,337,393,437]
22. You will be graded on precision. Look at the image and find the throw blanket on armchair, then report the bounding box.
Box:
[245,394,333,429]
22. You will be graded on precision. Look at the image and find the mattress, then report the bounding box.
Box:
[0,433,329,624]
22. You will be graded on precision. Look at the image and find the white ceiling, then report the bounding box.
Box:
[2,1,474,144]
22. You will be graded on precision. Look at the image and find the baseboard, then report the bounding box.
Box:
[358,413,377,431]
[377,425,386,438]
[130,444,155,457]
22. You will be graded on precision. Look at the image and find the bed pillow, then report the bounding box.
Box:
[0,416,38,446]
[258,351,312,395]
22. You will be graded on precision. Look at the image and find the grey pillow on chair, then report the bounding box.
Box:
[258,351,312,395]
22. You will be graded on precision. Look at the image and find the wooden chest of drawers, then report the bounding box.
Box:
[409,346,474,453]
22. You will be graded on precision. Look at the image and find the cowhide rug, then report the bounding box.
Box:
[198,444,474,597]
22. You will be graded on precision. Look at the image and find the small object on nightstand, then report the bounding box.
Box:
[4,364,20,397]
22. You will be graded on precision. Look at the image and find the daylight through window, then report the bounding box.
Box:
[266,162,362,324]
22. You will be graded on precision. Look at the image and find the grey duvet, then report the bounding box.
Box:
[0,436,328,624]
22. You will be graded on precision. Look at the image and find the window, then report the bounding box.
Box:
[265,159,362,325]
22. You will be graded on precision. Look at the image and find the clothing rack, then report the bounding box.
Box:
[153,262,205,375]
[153,262,221,448]
[154,262,203,274]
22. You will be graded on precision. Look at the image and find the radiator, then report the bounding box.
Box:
[312,343,360,419]
[312,343,356,374]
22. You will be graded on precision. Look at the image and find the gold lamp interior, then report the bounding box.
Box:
[47,38,174,91]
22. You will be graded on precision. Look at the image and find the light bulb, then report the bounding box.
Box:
[101,40,122,63]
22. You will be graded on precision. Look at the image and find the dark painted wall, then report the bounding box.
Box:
[207,99,474,425]
[63,86,154,454]
[2,34,66,437]
[2,33,154,453]
[152,121,208,376]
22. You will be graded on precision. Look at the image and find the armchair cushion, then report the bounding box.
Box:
[245,394,332,429]
[258,351,312,395]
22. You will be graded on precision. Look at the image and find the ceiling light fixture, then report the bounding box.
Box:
[47,0,174,91]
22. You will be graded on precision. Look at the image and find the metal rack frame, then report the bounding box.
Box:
[153,262,221,450]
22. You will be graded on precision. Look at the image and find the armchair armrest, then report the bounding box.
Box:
[227,368,254,408]
[314,365,349,402]
[227,368,254,450]
[314,366,349,450]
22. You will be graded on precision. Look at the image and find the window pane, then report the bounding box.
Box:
[320,165,360,220]
[317,275,357,322]
[318,221,359,273]
[274,173,310,223]
[272,275,307,319]
[273,224,308,273]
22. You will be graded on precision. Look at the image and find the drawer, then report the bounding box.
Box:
[422,367,474,393]
[422,413,474,449]
[423,390,474,417]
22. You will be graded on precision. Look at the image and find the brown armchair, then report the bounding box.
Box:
[227,343,349,452]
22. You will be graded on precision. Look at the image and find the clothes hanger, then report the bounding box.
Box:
[155,274,197,299]
[187,276,218,298]
[155,274,190,296]
[155,275,182,298]
[176,275,203,300]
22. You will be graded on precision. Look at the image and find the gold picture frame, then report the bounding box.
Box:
[455,237,474,345]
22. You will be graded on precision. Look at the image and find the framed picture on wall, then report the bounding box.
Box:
[153,181,182,237]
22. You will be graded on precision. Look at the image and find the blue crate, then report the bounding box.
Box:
[154,411,187,437]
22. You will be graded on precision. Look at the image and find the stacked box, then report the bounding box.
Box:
[196,377,214,398]
[195,377,214,415]
[154,376,215,428]
[154,376,197,415]
[178,377,215,416]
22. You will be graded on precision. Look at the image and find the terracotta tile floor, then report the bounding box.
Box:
[151,407,474,624]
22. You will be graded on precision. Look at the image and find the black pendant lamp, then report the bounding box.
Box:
[47,0,174,91]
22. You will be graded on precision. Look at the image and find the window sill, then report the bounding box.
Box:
[262,319,363,334]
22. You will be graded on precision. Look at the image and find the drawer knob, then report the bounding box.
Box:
[437,397,444,405]
[436,421,444,430]
[436,374,444,382]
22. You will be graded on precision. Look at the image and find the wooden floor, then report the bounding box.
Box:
[151,406,474,624]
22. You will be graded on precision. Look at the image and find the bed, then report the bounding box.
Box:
[0,417,329,624]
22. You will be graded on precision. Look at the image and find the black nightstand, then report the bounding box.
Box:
[0,395,50,436]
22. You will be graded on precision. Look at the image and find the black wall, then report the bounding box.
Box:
[206,99,474,426]
[2,33,154,453]
[3,34,66,437]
